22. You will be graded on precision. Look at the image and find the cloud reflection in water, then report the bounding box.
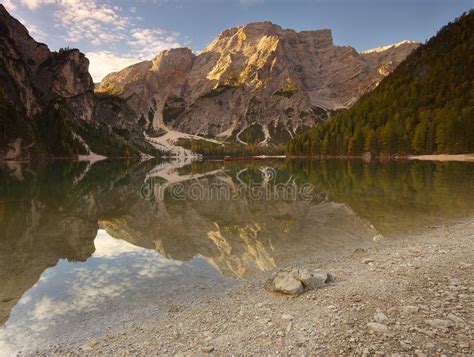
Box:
[0,230,234,354]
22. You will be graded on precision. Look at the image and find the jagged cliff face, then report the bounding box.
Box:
[0,5,158,160]
[98,22,419,144]
[0,4,95,159]
[34,50,95,121]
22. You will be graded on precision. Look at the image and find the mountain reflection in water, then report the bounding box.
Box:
[0,158,473,352]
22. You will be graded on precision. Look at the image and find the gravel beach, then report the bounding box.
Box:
[34,218,473,356]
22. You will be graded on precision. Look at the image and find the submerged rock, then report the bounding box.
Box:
[265,267,333,296]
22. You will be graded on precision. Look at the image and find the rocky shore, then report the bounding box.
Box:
[35,219,473,356]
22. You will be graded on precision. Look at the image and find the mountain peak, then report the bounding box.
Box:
[97,19,417,144]
[243,20,279,26]
[204,21,333,54]
[361,39,418,54]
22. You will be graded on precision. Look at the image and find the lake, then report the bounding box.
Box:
[0,158,473,353]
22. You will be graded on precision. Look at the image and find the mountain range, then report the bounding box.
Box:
[98,22,418,146]
[289,10,474,156]
[0,5,419,160]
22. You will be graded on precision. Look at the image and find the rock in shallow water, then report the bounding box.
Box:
[265,267,333,296]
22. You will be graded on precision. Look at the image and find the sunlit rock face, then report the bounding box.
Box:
[97,48,195,131]
[97,21,419,144]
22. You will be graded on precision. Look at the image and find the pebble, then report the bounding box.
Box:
[28,223,473,356]
[82,339,97,352]
[201,346,215,353]
[400,340,412,351]
[425,319,451,329]
[447,313,463,324]
[400,305,419,315]
[374,311,389,323]
[367,322,388,334]
[425,342,435,350]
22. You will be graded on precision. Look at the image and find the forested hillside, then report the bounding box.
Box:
[288,11,474,156]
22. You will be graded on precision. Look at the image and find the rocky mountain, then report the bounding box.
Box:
[0,5,158,161]
[288,11,474,156]
[0,6,419,158]
[98,21,418,144]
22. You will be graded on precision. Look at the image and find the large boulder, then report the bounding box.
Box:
[265,267,333,296]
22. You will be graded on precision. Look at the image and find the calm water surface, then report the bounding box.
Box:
[0,159,473,352]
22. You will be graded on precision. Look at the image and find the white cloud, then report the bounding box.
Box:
[11,0,185,82]
[129,28,182,58]
[86,51,145,82]
[53,0,129,45]
[85,25,183,82]
[20,0,55,10]
[84,29,181,82]
[3,0,17,11]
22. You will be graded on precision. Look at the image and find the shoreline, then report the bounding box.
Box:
[408,154,474,162]
[3,153,474,164]
[41,219,474,355]
[219,153,474,162]
[287,153,474,162]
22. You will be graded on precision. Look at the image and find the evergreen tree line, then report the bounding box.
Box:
[288,11,474,156]
[177,138,286,157]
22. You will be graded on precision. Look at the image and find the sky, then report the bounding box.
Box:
[4,0,473,82]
